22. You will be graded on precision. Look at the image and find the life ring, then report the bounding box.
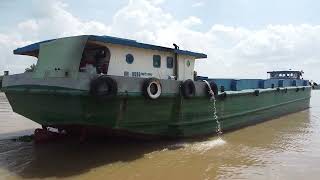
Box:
[143,78,162,99]
[90,76,117,97]
[181,79,196,99]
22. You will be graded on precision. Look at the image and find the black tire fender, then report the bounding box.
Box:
[209,81,219,97]
[254,90,260,96]
[181,79,196,99]
[90,76,117,97]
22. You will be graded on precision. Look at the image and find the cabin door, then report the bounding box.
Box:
[79,43,111,75]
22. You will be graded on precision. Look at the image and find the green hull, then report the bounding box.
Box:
[5,86,311,137]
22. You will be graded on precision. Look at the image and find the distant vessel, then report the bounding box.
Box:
[1,35,311,139]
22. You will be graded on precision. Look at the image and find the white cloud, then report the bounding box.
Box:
[1,0,320,82]
[20,0,111,40]
[182,16,203,27]
[111,0,173,42]
[192,1,205,7]
[148,0,166,5]
[0,0,111,74]
[18,20,39,32]
[0,34,36,74]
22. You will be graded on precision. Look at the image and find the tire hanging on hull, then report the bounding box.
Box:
[203,80,219,97]
[181,79,196,99]
[90,76,118,98]
[143,78,162,99]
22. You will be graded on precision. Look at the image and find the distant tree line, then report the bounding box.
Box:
[25,64,36,72]
[0,63,36,91]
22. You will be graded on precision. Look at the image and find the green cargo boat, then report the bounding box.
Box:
[1,35,311,138]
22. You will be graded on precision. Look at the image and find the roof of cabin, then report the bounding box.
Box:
[267,70,302,74]
[13,35,207,59]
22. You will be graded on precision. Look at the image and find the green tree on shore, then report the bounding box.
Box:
[25,64,36,72]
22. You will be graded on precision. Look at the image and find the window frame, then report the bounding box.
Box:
[153,55,161,68]
[166,56,174,69]
[126,53,134,64]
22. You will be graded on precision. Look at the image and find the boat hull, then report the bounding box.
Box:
[4,86,311,138]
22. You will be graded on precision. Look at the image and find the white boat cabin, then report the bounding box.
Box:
[14,35,207,81]
[267,71,303,79]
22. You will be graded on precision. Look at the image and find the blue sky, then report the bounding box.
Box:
[2,0,319,30]
[0,0,320,81]
[162,0,320,28]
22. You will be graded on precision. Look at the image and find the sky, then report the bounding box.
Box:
[0,0,319,81]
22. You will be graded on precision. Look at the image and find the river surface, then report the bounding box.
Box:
[0,91,320,180]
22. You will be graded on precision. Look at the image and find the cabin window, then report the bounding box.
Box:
[153,55,161,68]
[167,57,173,68]
[79,44,110,74]
[186,60,191,67]
[126,54,134,64]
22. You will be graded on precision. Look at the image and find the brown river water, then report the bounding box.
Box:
[0,91,320,180]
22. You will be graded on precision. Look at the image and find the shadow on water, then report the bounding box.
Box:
[0,92,214,179]
[0,134,214,179]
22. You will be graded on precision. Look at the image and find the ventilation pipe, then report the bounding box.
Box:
[173,43,179,80]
